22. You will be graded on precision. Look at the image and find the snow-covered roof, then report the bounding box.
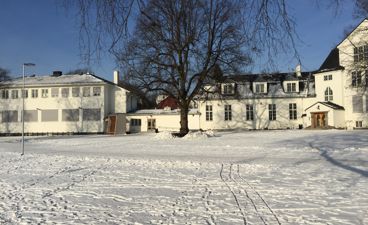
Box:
[0,73,111,87]
[129,108,200,116]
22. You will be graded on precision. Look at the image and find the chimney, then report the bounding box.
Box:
[113,70,120,84]
[52,71,62,77]
[295,64,301,77]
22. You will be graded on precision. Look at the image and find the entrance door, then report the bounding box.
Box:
[311,112,327,128]
[147,119,156,131]
[107,115,117,134]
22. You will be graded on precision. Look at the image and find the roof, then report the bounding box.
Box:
[157,96,179,109]
[128,108,200,116]
[305,101,345,111]
[0,73,114,87]
[223,71,312,83]
[318,48,344,72]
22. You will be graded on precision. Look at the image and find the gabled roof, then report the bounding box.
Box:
[318,48,344,72]
[223,71,312,83]
[305,101,345,111]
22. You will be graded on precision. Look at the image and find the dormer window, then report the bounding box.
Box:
[222,83,235,95]
[286,83,296,92]
[253,82,267,94]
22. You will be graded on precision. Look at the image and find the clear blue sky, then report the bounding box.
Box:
[0,0,363,81]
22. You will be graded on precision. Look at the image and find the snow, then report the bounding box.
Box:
[0,130,367,224]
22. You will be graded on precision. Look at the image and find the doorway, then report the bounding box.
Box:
[147,118,156,131]
[311,112,327,128]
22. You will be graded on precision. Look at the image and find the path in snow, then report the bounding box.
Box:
[0,130,367,224]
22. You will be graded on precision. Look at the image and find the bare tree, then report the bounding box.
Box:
[66,0,298,135]
[0,67,10,82]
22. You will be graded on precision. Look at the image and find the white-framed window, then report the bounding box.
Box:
[206,105,213,121]
[1,110,18,123]
[51,88,59,97]
[11,90,19,99]
[61,88,69,98]
[356,121,363,128]
[245,104,254,121]
[289,103,297,120]
[323,74,333,81]
[286,83,297,92]
[82,108,101,121]
[324,87,333,101]
[1,90,9,99]
[31,89,38,98]
[41,89,48,98]
[130,119,142,126]
[255,83,265,93]
[22,89,28,98]
[83,87,91,97]
[353,45,368,62]
[93,87,101,96]
[62,109,79,121]
[224,105,232,121]
[222,84,235,95]
[352,95,363,113]
[72,87,80,97]
[352,71,363,87]
[23,110,38,122]
[268,104,276,121]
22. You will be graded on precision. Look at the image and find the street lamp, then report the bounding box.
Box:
[21,63,35,156]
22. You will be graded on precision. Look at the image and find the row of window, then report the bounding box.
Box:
[1,108,101,123]
[205,103,298,122]
[0,86,101,99]
[222,82,299,95]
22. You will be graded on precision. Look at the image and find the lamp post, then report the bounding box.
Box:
[21,63,35,156]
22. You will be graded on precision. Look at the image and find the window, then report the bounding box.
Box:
[82,108,101,121]
[269,104,276,121]
[41,89,48,98]
[352,71,363,87]
[245,104,254,121]
[93,87,101,96]
[224,105,232,121]
[72,87,80,97]
[61,88,69,98]
[1,90,9,99]
[222,84,234,95]
[1,110,18,123]
[206,105,213,121]
[356,121,363,128]
[352,95,363,113]
[11,90,18,99]
[323,74,333,81]
[51,88,59,97]
[62,109,79,121]
[41,109,58,122]
[22,90,28,98]
[130,119,142,126]
[31,89,38,98]
[83,87,91,97]
[23,110,38,122]
[353,45,368,62]
[255,84,265,93]
[289,103,297,120]
[324,87,333,101]
[286,83,296,92]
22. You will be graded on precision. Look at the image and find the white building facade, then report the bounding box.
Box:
[0,71,138,135]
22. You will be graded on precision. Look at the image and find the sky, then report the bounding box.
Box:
[0,0,363,82]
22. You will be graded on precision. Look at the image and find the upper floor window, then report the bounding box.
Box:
[268,104,276,121]
[224,105,232,121]
[1,90,9,99]
[286,82,297,92]
[255,83,265,93]
[31,89,38,98]
[11,90,18,99]
[289,103,297,120]
[245,104,254,121]
[22,90,28,98]
[72,87,80,97]
[324,74,333,81]
[206,105,213,121]
[324,87,333,101]
[93,87,101,96]
[222,84,235,95]
[352,71,363,87]
[41,89,48,98]
[354,45,368,62]
[61,88,69,98]
[51,88,59,97]
[352,95,363,113]
[83,87,91,97]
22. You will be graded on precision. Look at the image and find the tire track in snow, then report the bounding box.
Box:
[203,185,217,225]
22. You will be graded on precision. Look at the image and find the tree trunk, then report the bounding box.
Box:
[179,106,189,135]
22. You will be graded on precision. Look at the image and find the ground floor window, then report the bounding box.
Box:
[224,105,232,121]
[352,95,363,113]
[1,110,18,123]
[62,109,79,121]
[206,105,213,121]
[130,119,141,126]
[42,109,58,122]
[83,108,101,121]
[289,103,297,120]
[356,121,363,128]
[245,104,253,121]
[23,110,38,122]
[268,104,276,121]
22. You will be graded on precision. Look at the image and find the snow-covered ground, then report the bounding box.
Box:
[0,130,367,225]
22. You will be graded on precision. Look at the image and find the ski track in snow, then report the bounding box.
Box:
[0,130,367,224]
